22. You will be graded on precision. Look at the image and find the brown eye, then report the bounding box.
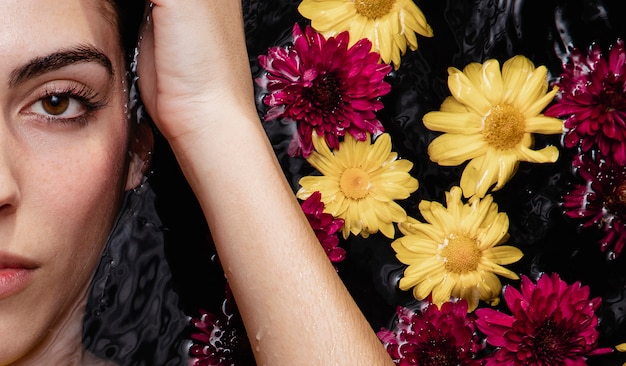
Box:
[41,96,70,116]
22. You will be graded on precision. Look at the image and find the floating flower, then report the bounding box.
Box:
[257,24,392,157]
[563,152,626,257]
[297,133,418,239]
[377,300,484,365]
[391,186,522,311]
[298,0,433,68]
[475,273,612,365]
[424,55,563,198]
[189,287,253,366]
[300,191,347,264]
[545,40,626,164]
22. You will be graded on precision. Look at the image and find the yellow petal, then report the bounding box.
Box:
[378,221,396,238]
[516,145,559,163]
[310,132,334,160]
[523,87,558,118]
[501,55,535,103]
[400,0,434,37]
[476,213,510,249]
[357,199,377,231]
[460,154,499,198]
[462,62,484,87]
[480,60,505,105]
[398,237,440,255]
[413,275,441,300]
[298,1,356,32]
[495,153,521,190]
[400,27,417,51]
[369,174,417,201]
[375,22,394,65]
[428,133,488,166]
[477,271,503,303]
[454,277,481,311]
[431,273,457,305]
[524,115,564,134]
[402,256,444,279]
[324,189,348,215]
[419,200,453,229]
[398,257,442,287]
[397,216,424,234]
[307,151,343,176]
[448,68,492,116]
[461,197,499,238]
[399,221,445,242]
[444,186,463,220]
[463,60,504,106]
[366,134,393,168]
[423,111,483,134]
[483,245,524,265]
[478,259,520,280]
[513,65,550,112]
[348,13,371,47]
[440,96,470,113]
[299,175,339,195]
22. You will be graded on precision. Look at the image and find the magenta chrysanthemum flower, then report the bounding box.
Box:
[475,273,612,366]
[301,191,346,264]
[189,287,252,366]
[563,152,626,257]
[377,300,484,365]
[257,23,392,157]
[545,39,626,164]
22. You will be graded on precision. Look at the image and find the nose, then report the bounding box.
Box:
[0,127,19,214]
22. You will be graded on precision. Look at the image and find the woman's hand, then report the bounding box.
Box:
[137,0,257,143]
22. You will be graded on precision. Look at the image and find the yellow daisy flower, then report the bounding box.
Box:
[391,186,523,312]
[424,55,563,198]
[297,0,433,69]
[297,133,418,239]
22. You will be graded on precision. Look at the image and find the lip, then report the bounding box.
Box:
[0,253,38,300]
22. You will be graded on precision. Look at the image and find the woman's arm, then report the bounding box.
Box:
[137,1,393,365]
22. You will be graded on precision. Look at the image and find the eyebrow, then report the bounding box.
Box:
[9,45,114,87]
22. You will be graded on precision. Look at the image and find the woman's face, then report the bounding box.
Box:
[0,0,142,362]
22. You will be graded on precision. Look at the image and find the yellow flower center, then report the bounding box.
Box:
[339,167,370,200]
[482,104,526,150]
[441,235,482,273]
[353,0,396,19]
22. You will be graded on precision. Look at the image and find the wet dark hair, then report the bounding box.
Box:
[112,0,146,62]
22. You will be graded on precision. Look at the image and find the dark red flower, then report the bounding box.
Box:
[475,273,612,366]
[377,300,484,365]
[189,286,253,366]
[545,39,626,164]
[563,152,626,257]
[300,191,346,264]
[257,23,392,157]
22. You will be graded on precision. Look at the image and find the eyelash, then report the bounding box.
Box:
[29,84,107,126]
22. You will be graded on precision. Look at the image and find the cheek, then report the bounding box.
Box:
[20,122,131,262]
[48,139,127,227]
[45,147,126,224]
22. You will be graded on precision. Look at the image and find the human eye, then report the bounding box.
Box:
[24,83,107,125]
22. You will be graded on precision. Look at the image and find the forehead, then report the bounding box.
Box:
[0,0,123,71]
